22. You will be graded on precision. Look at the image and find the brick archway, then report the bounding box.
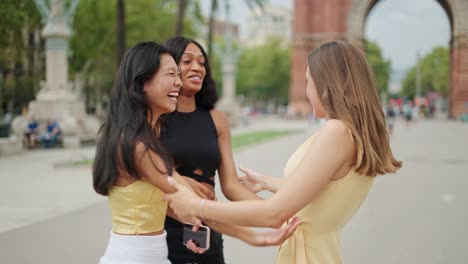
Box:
[290,0,468,118]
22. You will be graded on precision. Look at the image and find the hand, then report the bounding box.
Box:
[251,216,301,247]
[238,165,264,193]
[183,176,216,200]
[165,177,201,223]
[179,215,205,254]
[185,239,207,254]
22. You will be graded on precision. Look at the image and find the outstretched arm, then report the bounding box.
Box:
[238,165,283,193]
[166,120,355,228]
[211,110,260,201]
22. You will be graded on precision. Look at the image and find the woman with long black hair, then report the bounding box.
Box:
[93,41,184,264]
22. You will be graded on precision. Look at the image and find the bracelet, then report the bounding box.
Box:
[200,199,206,220]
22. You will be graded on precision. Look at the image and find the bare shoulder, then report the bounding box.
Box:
[321,119,349,134]
[316,119,354,149]
[135,141,162,162]
[210,109,230,134]
[134,140,168,177]
[135,141,153,162]
[135,141,147,154]
[210,109,229,124]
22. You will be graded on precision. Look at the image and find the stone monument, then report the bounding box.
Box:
[13,0,100,148]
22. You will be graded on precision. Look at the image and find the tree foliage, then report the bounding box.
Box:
[365,40,391,96]
[236,38,290,104]
[0,0,40,51]
[69,0,202,109]
[207,0,267,59]
[0,0,205,115]
[70,0,201,73]
[0,0,41,115]
[401,47,449,98]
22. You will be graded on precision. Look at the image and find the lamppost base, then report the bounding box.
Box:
[216,99,241,127]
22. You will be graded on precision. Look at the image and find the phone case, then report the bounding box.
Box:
[183,224,211,250]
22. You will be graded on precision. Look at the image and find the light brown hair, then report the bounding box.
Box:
[308,40,401,176]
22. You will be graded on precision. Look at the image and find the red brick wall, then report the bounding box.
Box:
[450,44,468,118]
[290,0,352,116]
[291,0,468,119]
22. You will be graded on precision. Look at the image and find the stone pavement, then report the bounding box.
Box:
[341,118,468,264]
[0,116,467,264]
[0,115,308,234]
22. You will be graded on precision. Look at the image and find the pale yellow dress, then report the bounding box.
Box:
[276,134,374,264]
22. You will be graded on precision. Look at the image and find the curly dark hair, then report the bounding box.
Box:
[164,36,219,110]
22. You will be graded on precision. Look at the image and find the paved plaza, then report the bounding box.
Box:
[0,116,467,263]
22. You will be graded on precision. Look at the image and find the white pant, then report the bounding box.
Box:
[99,231,171,264]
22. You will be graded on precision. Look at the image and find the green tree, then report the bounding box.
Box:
[116,0,126,67]
[0,0,41,115]
[0,0,205,115]
[236,39,290,104]
[69,0,203,111]
[207,0,267,59]
[175,0,188,35]
[69,0,116,111]
[174,0,204,36]
[401,47,449,98]
[365,40,391,96]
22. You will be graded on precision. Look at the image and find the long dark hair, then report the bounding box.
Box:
[93,41,174,195]
[164,36,218,110]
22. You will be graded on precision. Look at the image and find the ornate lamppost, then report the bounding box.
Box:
[216,1,242,126]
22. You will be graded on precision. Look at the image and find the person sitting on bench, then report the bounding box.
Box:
[41,119,61,148]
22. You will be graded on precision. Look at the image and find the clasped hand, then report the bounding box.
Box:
[165,177,302,249]
[165,177,202,224]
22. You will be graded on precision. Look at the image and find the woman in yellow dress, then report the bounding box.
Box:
[165,40,402,264]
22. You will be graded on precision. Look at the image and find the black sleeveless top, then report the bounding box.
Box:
[161,107,221,186]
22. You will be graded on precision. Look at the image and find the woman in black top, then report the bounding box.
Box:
[161,36,261,264]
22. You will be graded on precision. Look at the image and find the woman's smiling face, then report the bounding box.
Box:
[179,42,206,96]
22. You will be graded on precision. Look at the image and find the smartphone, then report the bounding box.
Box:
[183,223,210,250]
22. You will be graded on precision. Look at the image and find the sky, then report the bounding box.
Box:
[200,0,450,75]
[365,0,450,70]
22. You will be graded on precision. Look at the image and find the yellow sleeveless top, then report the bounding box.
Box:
[108,180,167,235]
[276,134,374,264]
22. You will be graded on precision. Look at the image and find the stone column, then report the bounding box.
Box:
[216,2,241,126]
[221,64,236,104]
[26,0,84,148]
[289,0,352,117]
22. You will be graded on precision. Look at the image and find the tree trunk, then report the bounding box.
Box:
[35,29,44,95]
[175,0,188,36]
[207,0,218,59]
[0,69,3,117]
[116,0,126,67]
